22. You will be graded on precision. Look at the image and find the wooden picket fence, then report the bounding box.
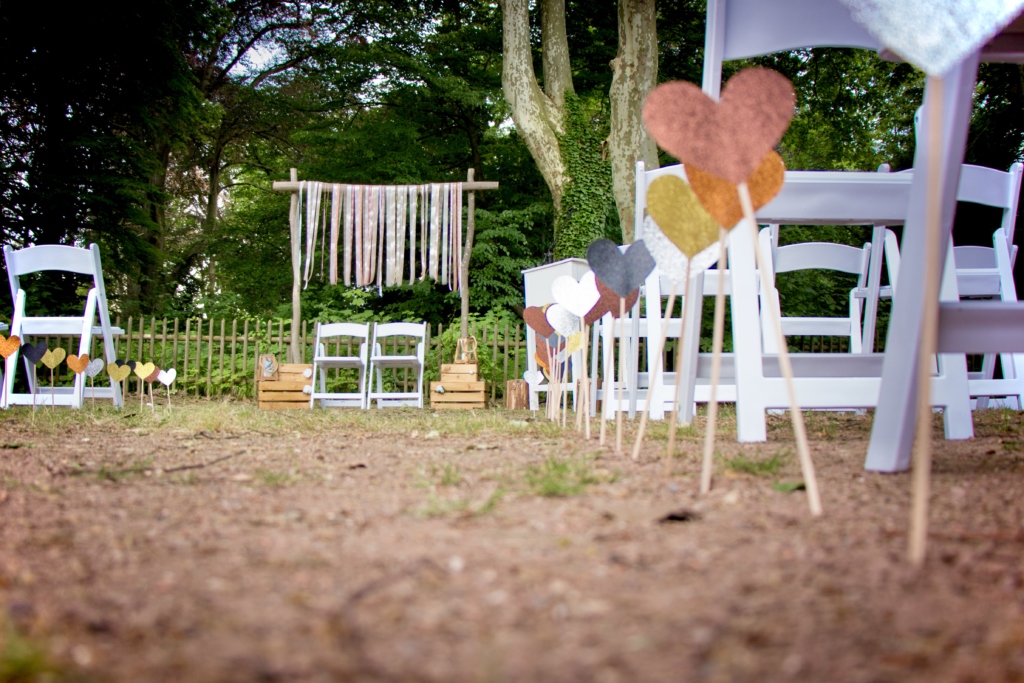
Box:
[29,317,530,403]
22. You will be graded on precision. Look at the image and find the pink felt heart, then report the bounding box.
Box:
[643,67,795,185]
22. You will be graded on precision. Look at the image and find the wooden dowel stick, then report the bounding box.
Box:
[631,280,679,461]
[616,297,626,454]
[583,324,591,439]
[910,75,945,566]
[562,342,568,428]
[738,181,822,517]
[666,265,693,461]
[701,228,730,494]
[600,316,611,446]
[150,383,155,414]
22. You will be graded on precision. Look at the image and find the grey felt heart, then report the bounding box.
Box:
[545,304,580,338]
[20,342,47,365]
[839,0,1024,76]
[523,370,544,387]
[644,216,720,282]
[84,358,105,378]
[586,239,656,298]
[551,271,600,319]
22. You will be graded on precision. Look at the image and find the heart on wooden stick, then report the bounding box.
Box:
[85,358,105,378]
[0,335,21,359]
[41,348,66,369]
[134,362,156,380]
[551,271,601,320]
[66,354,90,374]
[523,370,544,387]
[524,305,556,338]
[646,175,721,257]
[586,239,656,298]
[643,67,795,185]
[144,366,161,383]
[545,304,580,339]
[20,341,46,364]
[158,368,176,386]
[585,281,640,325]
[644,217,720,281]
[107,362,131,382]
[565,331,584,356]
[688,151,786,229]
[838,0,1024,76]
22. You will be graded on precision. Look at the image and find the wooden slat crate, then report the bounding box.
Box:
[431,363,486,410]
[258,363,313,410]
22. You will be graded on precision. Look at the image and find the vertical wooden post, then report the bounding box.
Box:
[242,319,250,395]
[491,322,498,402]
[182,319,190,390]
[218,318,226,396]
[230,318,237,395]
[161,318,168,371]
[194,319,202,397]
[172,318,180,373]
[149,316,156,363]
[206,318,214,396]
[514,323,521,381]
[503,321,509,388]
[460,168,476,339]
[289,168,302,363]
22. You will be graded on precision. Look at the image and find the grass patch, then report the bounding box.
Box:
[524,455,602,497]
[0,618,56,682]
[435,463,462,487]
[417,487,504,518]
[255,469,293,487]
[723,449,789,477]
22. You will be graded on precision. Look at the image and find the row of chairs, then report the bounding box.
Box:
[309,321,426,409]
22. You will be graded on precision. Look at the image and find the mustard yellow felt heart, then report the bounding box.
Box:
[107,362,131,382]
[66,353,90,374]
[41,347,66,369]
[646,175,721,258]
[565,331,584,355]
[133,362,156,380]
[687,151,786,229]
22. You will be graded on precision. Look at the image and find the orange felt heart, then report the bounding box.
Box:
[687,151,786,228]
[66,353,90,374]
[643,67,795,185]
[0,335,21,359]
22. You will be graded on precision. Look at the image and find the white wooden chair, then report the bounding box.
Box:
[758,227,872,354]
[3,243,123,408]
[309,322,371,409]
[367,322,426,408]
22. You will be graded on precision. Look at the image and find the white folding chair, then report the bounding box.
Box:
[3,243,123,408]
[758,226,872,354]
[309,322,371,409]
[367,322,426,408]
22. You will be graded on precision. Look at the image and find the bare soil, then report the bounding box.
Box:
[1,402,1023,682]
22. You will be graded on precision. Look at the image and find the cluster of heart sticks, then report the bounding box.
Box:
[0,334,177,411]
[521,67,822,516]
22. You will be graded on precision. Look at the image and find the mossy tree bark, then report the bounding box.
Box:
[609,0,659,244]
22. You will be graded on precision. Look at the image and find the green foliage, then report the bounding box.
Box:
[554,95,616,259]
[524,455,601,497]
[469,204,550,314]
[723,449,790,477]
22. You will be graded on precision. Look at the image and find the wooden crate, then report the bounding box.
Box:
[431,363,486,410]
[258,363,313,410]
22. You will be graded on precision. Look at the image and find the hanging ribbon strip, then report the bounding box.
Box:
[296,181,464,293]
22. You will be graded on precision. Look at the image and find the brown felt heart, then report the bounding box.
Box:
[687,151,786,229]
[107,362,131,382]
[41,347,66,369]
[524,305,556,338]
[134,362,156,380]
[585,279,640,325]
[643,67,795,185]
[0,335,21,359]
[66,353,90,374]
[646,175,721,257]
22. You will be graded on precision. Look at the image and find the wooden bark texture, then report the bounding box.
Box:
[610,0,659,244]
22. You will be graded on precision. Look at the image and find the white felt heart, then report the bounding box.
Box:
[551,272,600,319]
[545,304,580,339]
[644,216,720,282]
[84,358,105,378]
[157,368,177,386]
[523,370,544,386]
[839,0,1024,76]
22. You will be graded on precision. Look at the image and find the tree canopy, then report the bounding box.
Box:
[1,0,1021,325]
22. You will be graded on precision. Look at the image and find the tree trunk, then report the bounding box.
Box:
[499,0,571,211]
[609,0,659,243]
[541,0,573,111]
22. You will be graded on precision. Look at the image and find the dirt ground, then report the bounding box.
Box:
[1,400,1023,682]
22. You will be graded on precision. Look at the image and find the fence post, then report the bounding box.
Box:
[514,323,521,381]
[206,318,214,397]
[182,319,190,394]
[491,322,498,402]
[218,318,226,396]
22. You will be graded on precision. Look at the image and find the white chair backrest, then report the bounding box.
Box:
[955,162,1024,245]
[4,243,109,315]
[773,242,867,275]
[702,0,881,97]
[317,322,370,340]
[374,322,426,339]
